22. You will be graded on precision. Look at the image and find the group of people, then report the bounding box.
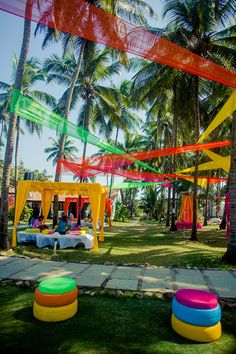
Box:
[29,207,71,235]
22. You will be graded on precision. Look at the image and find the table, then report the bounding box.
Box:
[17,231,94,250]
[17,231,37,243]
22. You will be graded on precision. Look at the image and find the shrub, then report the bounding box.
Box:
[114,202,130,222]
[8,205,32,222]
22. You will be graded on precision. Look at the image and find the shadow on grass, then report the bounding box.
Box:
[12,221,233,269]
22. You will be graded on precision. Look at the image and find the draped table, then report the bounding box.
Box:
[17,231,94,250]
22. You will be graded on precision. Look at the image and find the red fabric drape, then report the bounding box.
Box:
[105,199,112,217]
[64,197,90,216]
[58,141,231,169]
[59,158,228,185]
[1,1,236,88]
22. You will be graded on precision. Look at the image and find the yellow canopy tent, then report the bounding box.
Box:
[13,181,108,252]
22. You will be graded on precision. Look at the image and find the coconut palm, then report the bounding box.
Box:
[36,0,156,225]
[44,136,79,167]
[0,0,43,249]
[131,0,236,240]
[0,56,56,197]
[162,0,236,241]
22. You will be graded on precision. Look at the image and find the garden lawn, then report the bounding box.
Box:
[10,221,235,269]
[0,284,236,354]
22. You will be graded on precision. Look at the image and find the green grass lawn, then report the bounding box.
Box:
[0,284,236,354]
[9,221,235,269]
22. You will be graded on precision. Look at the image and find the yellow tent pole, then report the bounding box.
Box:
[12,181,31,247]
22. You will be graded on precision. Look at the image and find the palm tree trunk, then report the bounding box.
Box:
[0,8,31,249]
[77,98,90,225]
[222,111,236,264]
[166,183,171,227]
[203,179,209,226]
[109,126,119,198]
[220,178,229,230]
[170,87,178,231]
[14,117,20,206]
[53,44,85,227]
[130,188,136,219]
[190,76,200,241]
[52,134,66,227]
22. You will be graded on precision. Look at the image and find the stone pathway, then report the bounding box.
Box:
[0,256,236,298]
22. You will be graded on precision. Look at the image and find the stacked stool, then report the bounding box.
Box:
[171,289,222,342]
[33,277,78,322]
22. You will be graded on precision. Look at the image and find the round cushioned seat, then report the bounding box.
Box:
[176,289,218,309]
[35,287,78,307]
[33,299,78,322]
[171,314,221,342]
[38,277,76,295]
[172,297,221,326]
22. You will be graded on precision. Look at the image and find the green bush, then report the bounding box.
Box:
[8,205,32,222]
[114,202,130,222]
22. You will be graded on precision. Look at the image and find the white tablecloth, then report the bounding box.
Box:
[17,231,94,250]
[36,233,94,249]
[17,231,37,243]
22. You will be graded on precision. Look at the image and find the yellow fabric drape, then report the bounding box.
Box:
[12,181,32,247]
[99,192,107,242]
[203,150,230,173]
[88,189,101,252]
[176,174,208,188]
[177,151,230,174]
[41,189,55,224]
[198,90,236,143]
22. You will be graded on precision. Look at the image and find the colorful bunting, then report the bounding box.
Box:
[1,0,236,87]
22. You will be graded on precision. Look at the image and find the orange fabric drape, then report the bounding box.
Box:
[1,1,236,88]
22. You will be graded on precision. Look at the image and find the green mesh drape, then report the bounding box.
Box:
[111,181,169,189]
[13,92,166,176]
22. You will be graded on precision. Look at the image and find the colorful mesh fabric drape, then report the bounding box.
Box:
[1,0,236,88]
[57,140,231,169]
[111,181,169,189]
[177,150,230,174]
[59,158,228,187]
[198,91,236,143]
[12,91,165,175]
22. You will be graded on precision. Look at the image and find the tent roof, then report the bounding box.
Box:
[20,181,107,196]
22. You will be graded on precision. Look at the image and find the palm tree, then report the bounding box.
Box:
[222,112,236,264]
[0,0,36,249]
[103,80,143,197]
[44,48,122,225]
[162,0,236,241]
[44,136,79,166]
[36,0,156,225]
[0,56,56,198]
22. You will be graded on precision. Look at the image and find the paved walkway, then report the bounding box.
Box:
[0,256,236,299]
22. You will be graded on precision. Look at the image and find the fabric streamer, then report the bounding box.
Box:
[59,158,227,188]
[11,91,164,175]
[198,91,236,143]
[1,0,236,88]
[56,140,231,169]
[11,92,228,189]
[177,150,230,174]
[111,181,170,189]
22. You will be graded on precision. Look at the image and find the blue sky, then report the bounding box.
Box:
[0,0,165,183]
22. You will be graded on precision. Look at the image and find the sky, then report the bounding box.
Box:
[0,0,165,184]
